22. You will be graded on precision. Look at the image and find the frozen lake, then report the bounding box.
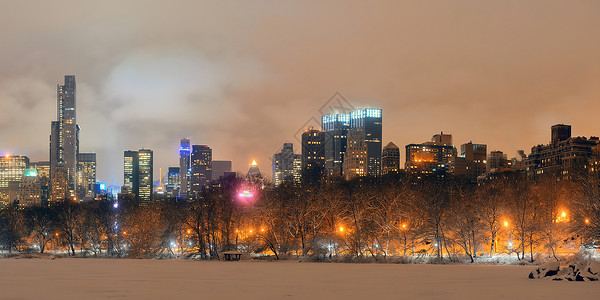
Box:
[0,258,598,299]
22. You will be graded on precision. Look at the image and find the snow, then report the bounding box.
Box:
[0,259,598,299]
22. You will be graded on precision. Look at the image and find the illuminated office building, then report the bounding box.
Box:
[272,143,302,186]
[405,132,457,178]
[190,145,212,195]
[18,168,41,207]
[179,138,191,199]
[0,155,29,207]
[322,114,350,176]
[382,142,400,175]
[123,149,153,203]
[77,152,96,201]
[302,129,325,183]
[343,108,382,178]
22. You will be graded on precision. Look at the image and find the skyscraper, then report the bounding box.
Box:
[346,108,382,177]
[179,138,191,199]
[0,155,29,207]
[137,149,153,203]
[77,152,96,201]
[343,129,367,179]
[301,129,325,183]
[31,161,50,205]
[50,75,79,200]
[166,167,180,196]
[322,114,350,176]
[272,143,302,186]
[123,149,153,203]
[382,142,400,175]
[190,145,212,195]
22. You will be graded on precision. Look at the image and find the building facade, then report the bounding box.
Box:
[18,168,41,207]
[322,114,350,176]
[349,108,382,177]
[123,149,153,203]
[77,152,96,201]
[0,155,30,207]
[405,132,457,178]
[382,142,400,175]
[453,142,487,182]
[301,129,325,183]
[272,143,302,186]
[526,124,598,180]
[179,138,191,199]
[190,145,212,195]
[50,75,79,200]
[343,129,367,179]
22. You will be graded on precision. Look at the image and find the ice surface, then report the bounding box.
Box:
[0,259,598,299]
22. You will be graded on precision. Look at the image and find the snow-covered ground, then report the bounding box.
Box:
[0,258,598,299]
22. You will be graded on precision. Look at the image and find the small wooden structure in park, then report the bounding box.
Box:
[222,251,243,261]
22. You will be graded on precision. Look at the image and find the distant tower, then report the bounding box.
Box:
[272,143,302,186]
[551,124,571,144]
[50,75,79,200]
[77,152,96,201]
[301,129,325,183]
[382,142,400,175]
[190,145,212,196]
[179,138,191,199]
[346,108,382,177]
[123,149,153,203]
[246,160,262,180]
[322,114,350,176]
[0,155,30,207]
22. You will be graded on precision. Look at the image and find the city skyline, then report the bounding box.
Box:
[1,1,599,184]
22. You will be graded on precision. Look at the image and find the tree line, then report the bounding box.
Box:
[1,173,599,262]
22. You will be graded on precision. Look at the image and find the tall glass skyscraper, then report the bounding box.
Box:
[50,75,79,200]
[123,149,153,203]
[179,138,191,199]
[345,108,382,178]
[322,114,350,176]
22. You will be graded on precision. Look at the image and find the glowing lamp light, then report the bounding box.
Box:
[503,221,509,227]
[113,202,119,209]
[585,219,590,224]
[561,211,567,218]
[251,160,258,166]
[339,226,344,233]
[238,190,254,199]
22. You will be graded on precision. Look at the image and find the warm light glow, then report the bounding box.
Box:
[261,228,265,232]
[339,226,344,232]
[402,224,407,229]
[251,160,257,166]
[249,229,253,233]
[585,219,590,224]
[503,221,509,227]
[187,229,191,234]
[561,211,567,218]
[238,190,254,199]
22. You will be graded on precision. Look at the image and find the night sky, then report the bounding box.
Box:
[1,0,599,184]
